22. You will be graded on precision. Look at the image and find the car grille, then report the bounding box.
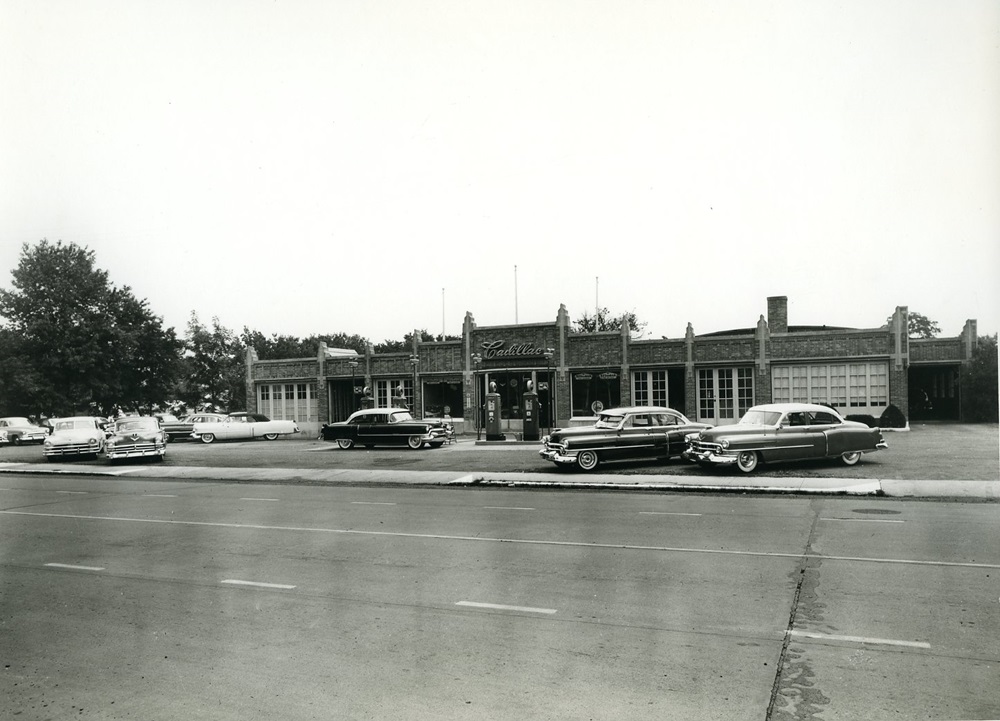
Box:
[46,442,100,455]
[542,439,566,452]
[688,439,723,453]
[110,442,162,454]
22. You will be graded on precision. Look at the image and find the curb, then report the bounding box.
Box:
[1,463,997,499]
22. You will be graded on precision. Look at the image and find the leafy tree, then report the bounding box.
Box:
[182,313,246,411]
[240,328,312,360]
[963,334,998,422]
[572,307,648,337]
[0,240,181,416]
[374,329,439,354]
[888,311,940,338]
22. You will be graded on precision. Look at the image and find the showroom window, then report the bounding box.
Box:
[772,363,887,410]
[571,370,621,417]
[257,382,317,422]
[422,379,464,419]
[632,370,668,407]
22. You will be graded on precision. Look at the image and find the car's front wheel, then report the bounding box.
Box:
[262,433,278,441]
[200,433,216,444]
[736,451,759,473]
[12,436,21,446]
[407,436,424,450]
[840,451,862,466]
[337,438,354,450]
[576,450,600,472]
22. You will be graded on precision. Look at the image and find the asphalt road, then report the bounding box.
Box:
[3,421,999,481]
[1,473,997,720]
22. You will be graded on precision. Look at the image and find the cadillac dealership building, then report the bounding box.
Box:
[245,296,979,438]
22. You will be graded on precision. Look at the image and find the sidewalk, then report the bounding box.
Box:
[1,461,996,499]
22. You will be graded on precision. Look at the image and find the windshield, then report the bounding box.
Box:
[115,419,158,432]
[54,420,94,432]
[4,418,33,426]
[158,414,180,423]
[594,413,624,429]
[738,410,782,426]
[389,411,414,423]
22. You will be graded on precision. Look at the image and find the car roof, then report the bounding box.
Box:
[50,416,101,422]
[598,406,682,415]
[349,408,409,416]
[749,403,844,416]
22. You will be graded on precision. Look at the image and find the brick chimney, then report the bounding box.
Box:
[767,296,788,333]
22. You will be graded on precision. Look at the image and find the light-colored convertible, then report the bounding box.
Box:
[191,412,299,444]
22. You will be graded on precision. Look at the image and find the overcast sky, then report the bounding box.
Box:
[2,1,997,346]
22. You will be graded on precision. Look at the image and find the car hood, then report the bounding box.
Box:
[49,429,104,443]
[695,424,777,440]
[548,425,616,441]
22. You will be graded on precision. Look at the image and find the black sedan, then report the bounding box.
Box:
[539,406,711,472]
[321,408,451,449]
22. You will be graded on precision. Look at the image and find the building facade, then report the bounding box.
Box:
[246,296,979,437]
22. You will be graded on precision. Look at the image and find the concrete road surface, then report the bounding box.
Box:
[1,473,997,720]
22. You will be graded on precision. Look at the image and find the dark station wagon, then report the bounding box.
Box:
[321,408,451,449]
[539,406,711,472]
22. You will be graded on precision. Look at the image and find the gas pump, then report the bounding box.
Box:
[485,382,504,441]
[522,380,539,441]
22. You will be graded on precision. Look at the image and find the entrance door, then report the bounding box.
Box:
[698,368,754,425]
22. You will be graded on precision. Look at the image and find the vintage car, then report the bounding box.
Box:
[105,416,167,462]
[539,406,711,472]
[42,416,108,460]
[321,408,452,449]
[191,412,299,443]
[0,417,50,445]
[683,402,888,473]
[153,413,195,442]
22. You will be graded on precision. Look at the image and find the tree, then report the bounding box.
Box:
[573,307,648,337]
[888,311,940,338]
[182,313,246,411]
[963,334,998,422]
[374,329,440,354]
[0,240,181,416]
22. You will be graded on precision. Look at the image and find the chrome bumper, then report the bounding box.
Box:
[106,446,165,460]
[539,448,578,465]
[682,449,738,466]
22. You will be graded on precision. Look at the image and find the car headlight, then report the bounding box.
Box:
[43,439,51,448]
[88,437,100,446]
[540,435,549,444]
[720,440,730,450]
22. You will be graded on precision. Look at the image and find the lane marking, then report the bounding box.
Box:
[5,510,999,570]
[788,630,930,649]
[821,517,904,524]
[351,501,397,506]
[640,511,703,516]
[456,601,557,615]
[483,506,535,511]
[45,563,105,571]
[221,579,296,590]
[56,491,87,495]
[240,497,279,502]
[144,494,178,498]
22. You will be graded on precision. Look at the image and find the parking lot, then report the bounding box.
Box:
[3,422,997,482]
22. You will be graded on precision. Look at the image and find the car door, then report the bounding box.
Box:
[612,413,658,461]
[767,411,827,462]
[355,413,385,445]
[658,413,690,458]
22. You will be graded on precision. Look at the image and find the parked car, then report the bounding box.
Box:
[321,408,451,449]
[191,412,299,443]
[683,402,888,473]
[0,417,50,445]
[153,413,195,442]
[539,406,711,472]
[42,416,108,460]
[105,416,167,462]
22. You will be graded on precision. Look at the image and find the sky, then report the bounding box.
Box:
[2,1,998,346]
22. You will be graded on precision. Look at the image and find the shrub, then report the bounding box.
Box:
[846,414,878,428]
[879,404,907,428]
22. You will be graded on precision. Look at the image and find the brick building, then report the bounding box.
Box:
[245,296,979,437]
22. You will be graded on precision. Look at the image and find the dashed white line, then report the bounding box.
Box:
[456,601,557,614]
[351,501,397,506]
[240,497,279,502]
[483,506,535,511]
[45,563,105,571]
[56,491,87,495]
[788,630,930,649]
[221,579,296,590]
[640,511,703,516]
[821,517,904,524]
[144,494,178,498]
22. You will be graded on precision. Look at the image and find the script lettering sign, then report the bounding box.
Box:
[479,340,546,360]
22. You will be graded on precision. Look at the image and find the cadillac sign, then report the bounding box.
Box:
[479,340,547,360]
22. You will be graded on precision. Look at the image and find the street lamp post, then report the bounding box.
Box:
[543,348,555,435]
[409,354,419,415]
[471,352,483,440]
[348,359,359,412]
